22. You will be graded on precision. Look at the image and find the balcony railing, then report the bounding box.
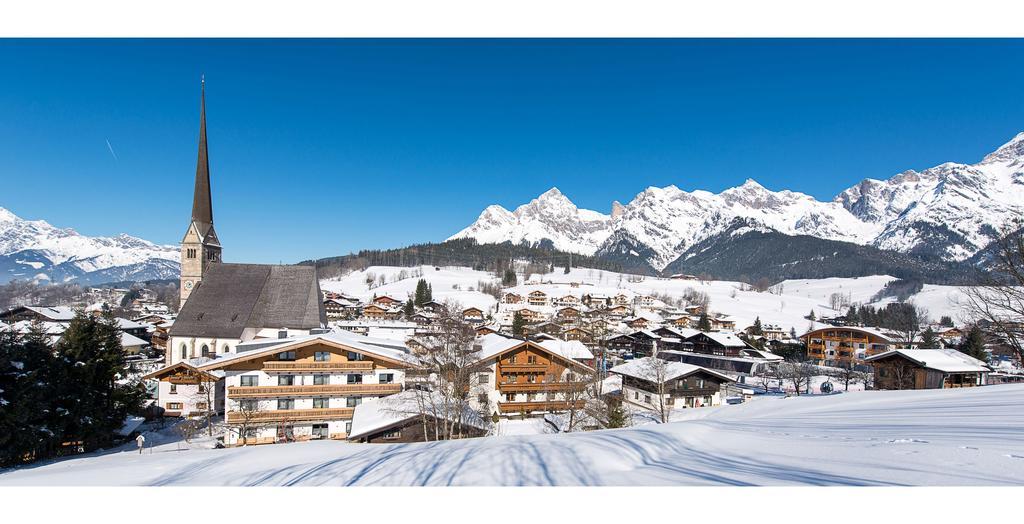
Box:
[226,408,355,424]
[227,383,401,398]
[262,361,374,373]
[500,363,548,373]
[498,382,573,393]
[498,400,586,413]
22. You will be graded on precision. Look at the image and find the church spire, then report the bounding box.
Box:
[191,75,213,226]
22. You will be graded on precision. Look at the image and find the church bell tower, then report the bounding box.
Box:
[180,77,222,307]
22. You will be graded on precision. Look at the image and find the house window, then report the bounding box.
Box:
[278,375,295,386]
[478,373,490,385]
[696,379,705,389]
[346,397,362,408]
[382,429,401,440]
[198,384,206,393]
[347,351,364,361]
[196,402,208,411]
[277,330,288,339]
[315,351,330,362]
[277,351,296,361]
[239,399,259,411]
[527,355,537,364]
[478,393,488,404]
[379,373,394,384]
[508,354,517,364]
[345,422,352,434]
[505,393,515,402]
[169,383,177,394]
[313,374,328,385]
[634,392,639,400]
[347,374,363,384]
[277,399,295,410]
[527,374,536,383]
[240,375,257,387]
[312,424,328,439]
[313,398,328,409]
[644,395,652,403]
[166,402,183,410]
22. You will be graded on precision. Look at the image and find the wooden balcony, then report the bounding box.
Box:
[226,408,355,424]
[500,363,548,373]
[227,383,401,398]
[498,400,586,413]
[498,382,572,393]
[262,361,374,373]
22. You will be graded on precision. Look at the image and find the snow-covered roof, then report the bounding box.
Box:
[114,318,148,330]
[24,306,76,321]
[610,357,734,383]
[120,332,149,348]
[537,339,594,361]
[200,329,420,370]
[865,348,990,373]
[347,390,487,441]
[475,333,525,361]
[657,326,700,339]
[698,332,750,348]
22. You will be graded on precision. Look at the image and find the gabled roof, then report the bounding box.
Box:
[537,339,594,361]
[141,360,222,382]
[347,390,487,441]
[198,330,420,370]
[864,348,990,373]
[690,331,750,348]
[610,357,735,384]
[473,333,593,371]
[171,263,326,339]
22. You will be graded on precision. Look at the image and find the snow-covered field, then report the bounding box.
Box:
[320,265,970,334]
[4,385,1022,486]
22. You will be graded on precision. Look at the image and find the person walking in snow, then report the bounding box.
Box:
[136,434,145,454]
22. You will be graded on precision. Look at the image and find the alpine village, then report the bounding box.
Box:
[2,81,1023,469]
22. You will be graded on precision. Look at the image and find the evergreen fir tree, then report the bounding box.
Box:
[512,311,526,338]
[846,306,858,324]
[939,315,954,327]
[403,298,415,317]
[807,310,817,321]
[426,283,433,302]
[959,325,988,362]
[414,279,427,306]
[502,268,517,287]
[606,402,628,429]
[752,317,763,335]
[53,312,145,452]
[697,311,711,331]
[920,326,939,348]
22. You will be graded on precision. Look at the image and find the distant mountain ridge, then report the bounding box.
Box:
[449,132,1024,272]
[0,206,179,285]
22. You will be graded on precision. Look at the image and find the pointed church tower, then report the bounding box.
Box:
[180,77,222,307]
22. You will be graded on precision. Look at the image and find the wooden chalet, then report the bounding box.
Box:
[864,348,989,390]
[611,357,734,409]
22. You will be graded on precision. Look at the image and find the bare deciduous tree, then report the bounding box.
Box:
[960,221,1024,363]
[227,399,269,446]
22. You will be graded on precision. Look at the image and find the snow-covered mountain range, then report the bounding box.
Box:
[0,206,179,285]
[450,132,1024,271]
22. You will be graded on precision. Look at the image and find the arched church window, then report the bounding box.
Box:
[222,344,231,354]
[180,343,187,360]
[201,344,210,357]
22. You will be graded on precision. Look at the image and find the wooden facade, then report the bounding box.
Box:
[802,327,893,365]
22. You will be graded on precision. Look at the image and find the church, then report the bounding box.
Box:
[162,80,327,367]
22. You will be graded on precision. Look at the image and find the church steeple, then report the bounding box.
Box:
[192,75,213,228]
[180,76,222,308]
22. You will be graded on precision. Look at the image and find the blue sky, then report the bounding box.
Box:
[1,39,1022,264]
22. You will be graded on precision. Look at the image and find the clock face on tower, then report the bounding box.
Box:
[184,280,194,290]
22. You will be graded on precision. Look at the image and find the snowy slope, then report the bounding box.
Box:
[0,206,179,284]
[450,132,1024,270]
[3,385,1022,486]
[319,265,972,334]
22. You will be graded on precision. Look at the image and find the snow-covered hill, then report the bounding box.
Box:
[450,132,1024,270]
[0,206,179,285]
[320,265,968,334]
[3,385,1022,486]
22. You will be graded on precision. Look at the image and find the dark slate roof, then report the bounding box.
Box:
[192,79,213,226]
[171,263,326,339]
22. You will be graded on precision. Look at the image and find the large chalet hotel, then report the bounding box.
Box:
[144,81,598,445]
